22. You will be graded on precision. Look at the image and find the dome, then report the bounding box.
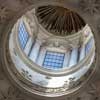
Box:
[3,4,96,99]
[36,5,86,36]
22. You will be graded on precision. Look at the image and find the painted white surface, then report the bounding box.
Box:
[63,51,70,67]
[29,40,41,62]
[9,29,95,88]
[24,37,33,56]
[69,48,78,67]
[37,47,46,66]
[79,45,85,61]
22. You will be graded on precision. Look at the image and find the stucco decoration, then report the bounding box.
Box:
[0,87,24,100]
[0,7,9,22]
[18,0,34,6]
[79,0,100,15]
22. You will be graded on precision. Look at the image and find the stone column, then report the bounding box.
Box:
[29,40,41,62]
[24,37,34,56]
[79,45,85,61]
[85,38,93,55]
[63,51,70,68]
[69,48,78,67]
[37,47,46,66]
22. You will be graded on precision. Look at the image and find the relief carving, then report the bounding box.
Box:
[0,6,9,23]
[21,68,32,81]
[79,0,100,15]
[0,86,25,100]
[18,0,34,6]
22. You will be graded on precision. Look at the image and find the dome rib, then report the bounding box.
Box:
[36,5,86,36]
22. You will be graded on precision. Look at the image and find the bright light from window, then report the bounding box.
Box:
[43,51,65,70]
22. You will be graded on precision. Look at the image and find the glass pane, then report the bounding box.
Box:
[43,51,65,70]
[18,21,29,49]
